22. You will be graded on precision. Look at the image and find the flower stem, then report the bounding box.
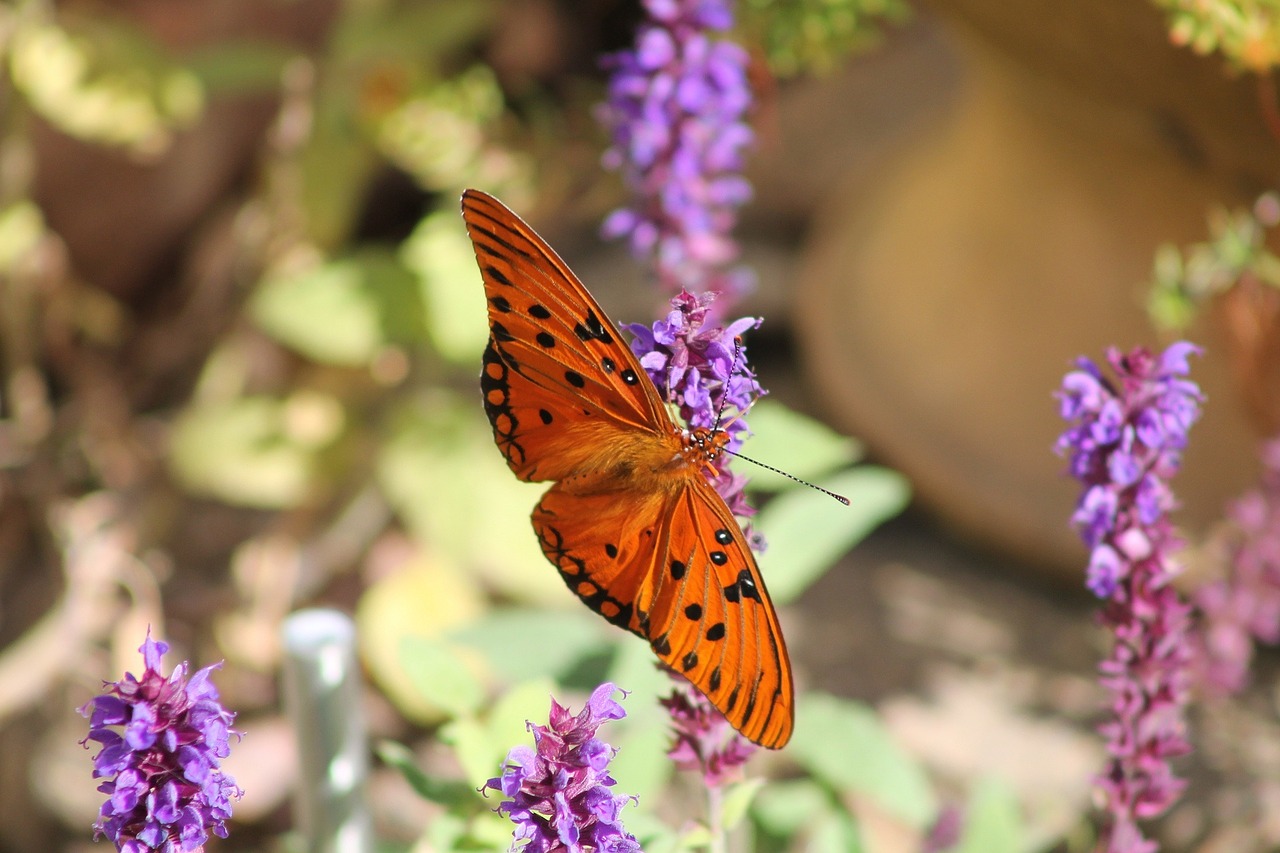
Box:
[707,782,727,853]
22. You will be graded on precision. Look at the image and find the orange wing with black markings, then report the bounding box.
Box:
[462,188,794,748]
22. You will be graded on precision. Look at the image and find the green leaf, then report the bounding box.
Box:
[445,609,608,682]
[376,394,570,605]
[400,211,490,363]
[399,635,486,717]
[169,393,339,508]
[808,810,865,852]
[608,720,674,806]
[720,777,767,831]
[755,466,909,604]
[441,680,557,790]
[740,400,861,492]
[375,740,478,808]
[789,693,935,827]
[251,249,425,365]
[752,778,834,836]
[954,778,1023,853]
[185,39,295,95]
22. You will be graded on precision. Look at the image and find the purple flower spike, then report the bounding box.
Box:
[599,0,755,298]
[626,289,765,527]
[482,683,640,853]
[1192,437,1280,695]
[659,671,754,788]
[80,631,241,851]
[1056,343,1203,852]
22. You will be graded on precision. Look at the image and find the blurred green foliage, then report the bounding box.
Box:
[1154,0,1280,72]
[742,0,910,77]
[1147,192,1280,331]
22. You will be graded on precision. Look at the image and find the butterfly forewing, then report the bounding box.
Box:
[464,190,670,482]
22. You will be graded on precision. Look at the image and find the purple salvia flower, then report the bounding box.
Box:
[80,631,241,851]
[1192,437,1280,695]
[599,0,755,299]
[1056,342,1203,852]
[659,670,754,787]
[482,683,640,853]
[625,289,764,525]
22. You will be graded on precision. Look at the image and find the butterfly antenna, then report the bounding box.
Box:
[712,339,850,506]
[711,338,745,434]
[721,446,852,506]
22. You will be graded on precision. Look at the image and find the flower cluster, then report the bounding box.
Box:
[598,0,754,297]
[80,633,241,851]
[1056,342,1203,852]
[626,289,764,521]
[483,683,640,853]
[1192,438,1280,696]
[659,673,754,787]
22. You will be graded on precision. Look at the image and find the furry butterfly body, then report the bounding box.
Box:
[462,189,793,748]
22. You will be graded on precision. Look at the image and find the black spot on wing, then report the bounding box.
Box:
[684,603,702,620]
[489,295,512,313]
[485,264,514,287]
[710,550,728,566]
[705,622,725,641]
[565,370,585,388]
[670,559,686,580]
[536,332,555,348]
[528,304,551,319]
[723,569,760,604]
[574,310,615,345]
[715,529,732,545]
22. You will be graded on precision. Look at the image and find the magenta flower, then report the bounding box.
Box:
[482,683,640,853]
[1056,342,1203,852]
[79,632,241,851]
[598,0,754,298]
[1192,438,1280,695]
[659,673,754,788]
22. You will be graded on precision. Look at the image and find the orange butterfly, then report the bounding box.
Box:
[462,189,793,749]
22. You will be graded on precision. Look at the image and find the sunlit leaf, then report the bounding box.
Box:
[445,609,608,683]
[721,777,767,831]
[954,778,1023,853]
[0,201,45,271]
[401,211,489,363]
[169,393,341,508]
[755,466,909,604]
[376,393,571,606]
[400,635,486,718]
[752,778,834,836]
[376,740,478,808]
[356,554,486,723]
[790,693,935,827]
[251,249,425,365]
[740,399,861,492]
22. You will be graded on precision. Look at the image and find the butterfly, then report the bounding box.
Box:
[461,189,793,749]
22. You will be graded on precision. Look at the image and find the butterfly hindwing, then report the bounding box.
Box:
[532,476,794,749]
[464,189,671,482]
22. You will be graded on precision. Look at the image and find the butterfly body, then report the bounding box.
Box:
[464,189,793,748]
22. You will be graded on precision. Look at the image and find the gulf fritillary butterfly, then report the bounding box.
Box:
[462,189,793,749]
